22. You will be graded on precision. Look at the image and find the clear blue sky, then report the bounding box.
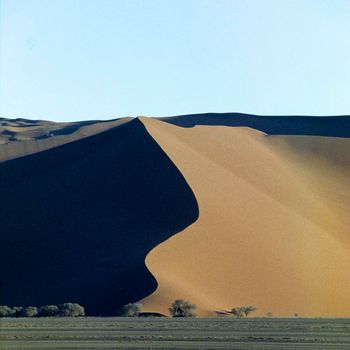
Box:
[1,0,350,122]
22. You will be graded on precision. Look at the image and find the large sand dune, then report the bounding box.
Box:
[0,118,198,315]
[1,113,349,317]
[141,117,350,317]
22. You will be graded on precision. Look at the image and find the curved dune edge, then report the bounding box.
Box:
[140,117,350,317]
[0,118,199,315]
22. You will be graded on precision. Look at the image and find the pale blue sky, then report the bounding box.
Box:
[1,0,350,122]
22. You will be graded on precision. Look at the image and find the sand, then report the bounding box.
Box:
[141,117,350,317]
[1,113,349,317]
[0,117,131,162]
[0,118,197,315]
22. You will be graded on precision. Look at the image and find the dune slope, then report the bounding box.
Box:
[141,117,350,317]
[0,117,131,162]
[161,113,350,137]
[0,118,198,315]
[1,113,349,317]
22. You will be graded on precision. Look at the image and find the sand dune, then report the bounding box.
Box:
[0,117,131,162]
[161,112,350,137]
[0,118,198,315]
[1,113,349,317]
[141,117,350,317]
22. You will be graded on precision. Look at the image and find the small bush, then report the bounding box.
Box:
[19,306,38,317]
[0,305,14,317]
[38,305,59,317]
[230,307,244,318]
[242,306,256,317]
[230,306,257,318]
[1,303,86,317]
[58,303,85,317]
[169,299,196,318]
[121,303,143,317]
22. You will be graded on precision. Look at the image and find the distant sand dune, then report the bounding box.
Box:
[160,112,350,137]
[0,117,131,162]
[141,117,350,317]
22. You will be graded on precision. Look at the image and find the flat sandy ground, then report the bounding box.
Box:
[1,317,349,349]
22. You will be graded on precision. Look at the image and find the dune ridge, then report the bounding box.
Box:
[0,118,198,315]
[141,117,350,317]
[1,113,349,317]
[161,113,350,137]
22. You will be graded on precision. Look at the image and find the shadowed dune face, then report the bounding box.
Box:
[0,119,198,315]
[141,117,350,317]
[161,113,350,137]
[0,117,132,162]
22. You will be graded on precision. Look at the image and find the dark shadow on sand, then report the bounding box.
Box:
[0,118,199,315]
[160,113,350,138]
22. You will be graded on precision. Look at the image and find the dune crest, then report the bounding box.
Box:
[0,118,198,315]
[141,117,350,317]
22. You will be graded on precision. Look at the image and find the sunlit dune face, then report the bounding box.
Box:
[141,117,350,317]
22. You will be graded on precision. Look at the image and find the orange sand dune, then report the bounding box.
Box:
[141,117,350,317]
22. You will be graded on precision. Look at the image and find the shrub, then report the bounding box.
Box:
[230,306,257,318]
[0,305,14,317]
[230,307,245,318]
[169,299,196,317]
[19,306,38,317]
[38,305,59,317]
[1,304,85,317]
[58,303,85,317]
[121,303,143,317]
[242,306,256,317]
